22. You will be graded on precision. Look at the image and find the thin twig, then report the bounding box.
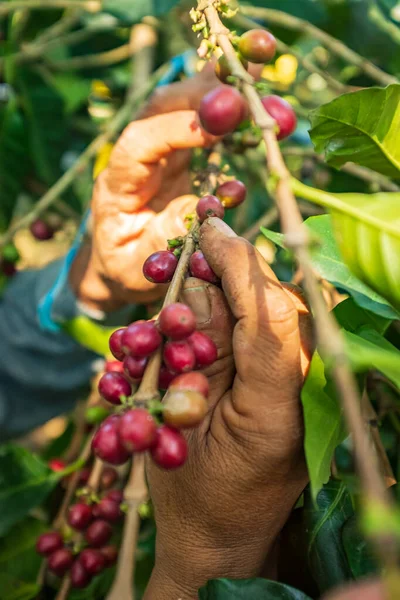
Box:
[0,64,166,250]
[0,0,100,16]
[105,455,148,600]
[201,0,398,583]
[368,2,400,45]
[242,207,278,241]
[53,435,93,529]
[47,43,133,71]
[238,6,398,86]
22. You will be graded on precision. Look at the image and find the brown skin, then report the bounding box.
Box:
[70,68,314,598]
[144,220,312,599]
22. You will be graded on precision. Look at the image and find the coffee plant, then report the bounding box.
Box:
[0,0,400,599]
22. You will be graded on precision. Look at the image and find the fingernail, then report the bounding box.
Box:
[182,284,211,325]
[206,217,237,237]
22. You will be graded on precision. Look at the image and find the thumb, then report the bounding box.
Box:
[181,278,235,412]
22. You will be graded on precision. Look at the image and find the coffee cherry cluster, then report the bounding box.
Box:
[198,28,296,141]
[36,488,122,588]
[93,298,217,469]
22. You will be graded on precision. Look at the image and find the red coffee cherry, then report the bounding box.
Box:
[109,328,126,361]
[199,86,247,135]
[119,408,157,452]
[215,53,248,83]
[189,250,218,283]
[122,321,162,358]
[188,331,218,368]
[85,519,113,548]
[163,340,196,374]
[196,195,225,223]
[93,497,122,522]
[163,390,208,429]
[158,365,176,390]
[151,425,188,469]
[36,532,63,556]
[78,467,91,484]
[1,260,17,277]
[79,548,106,576]
[123,355,147,381]
[261,95,297,140]
[70,559,92,588]
[92,415,131,465]
[143,250,178,283]
[238,29,276,63]
[67,502,93,531]
[106,489,124,504]
[98,372,132,405]
[105,359,124,374]
[158,303,196,340]
[216,179,247,209]
[47,548,74,577]
[100,545,118,566]
[170,372,209,398]
[30,218,54,241]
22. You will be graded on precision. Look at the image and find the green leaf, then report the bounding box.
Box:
[0,97,30,231]
[333,298,391,335]
[341,515,378,579]
[292,181,400,309]
[17,69,66,185]
[0,517,46,582]
[0,574,39,600]
[101,0,180,23]
[301,353,347,501]
[46,73,91,114]
[0,444,58,536]
[344,327,400,389]
[309,84,400,178]
[198,578,312,599]
[304,480,354,593]
[261,215,400,320]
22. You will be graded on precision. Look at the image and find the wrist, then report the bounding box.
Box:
[144,567,198,600]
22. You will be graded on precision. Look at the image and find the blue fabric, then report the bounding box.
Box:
[0,53,191,441]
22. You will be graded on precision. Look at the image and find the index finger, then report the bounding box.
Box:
[103,111,215,202]
[199,217,304,416]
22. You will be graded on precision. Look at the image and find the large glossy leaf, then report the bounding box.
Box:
[303,480,354,593]
[301,353,346,501]
[261,215,399,319]
[333,298,391,335]
[17,69,66,185]
[341,515,378,579]
[290,184,400,311]
[0,444,58,536]
[309,84,400,178]
[198,578,312,599]
[101,0,180,23]
[0,97,30,231]
[0,517,46,581]
[344,327,400,389]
